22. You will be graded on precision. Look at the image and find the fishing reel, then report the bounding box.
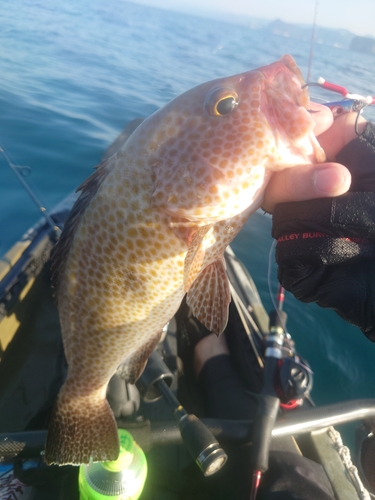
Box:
[276,355,313,409]
[268,309,313,409]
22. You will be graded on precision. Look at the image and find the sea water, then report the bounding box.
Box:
[1,0,375,431]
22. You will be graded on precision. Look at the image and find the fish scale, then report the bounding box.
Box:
[45,54,325,465]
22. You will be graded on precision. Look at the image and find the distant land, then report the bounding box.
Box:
[261,19,375,53]
[349,35,375,54]
[261,19,354,48]
[171,5,375,53]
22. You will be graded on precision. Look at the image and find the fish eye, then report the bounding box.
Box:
[205,88,239,117]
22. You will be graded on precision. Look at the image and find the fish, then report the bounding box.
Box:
[44,54,325,466]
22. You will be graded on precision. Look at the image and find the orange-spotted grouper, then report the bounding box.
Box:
[45,54,325,465]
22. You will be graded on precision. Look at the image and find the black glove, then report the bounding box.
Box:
[272,121,375,341]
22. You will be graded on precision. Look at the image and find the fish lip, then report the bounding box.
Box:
[257,63,309,110]
[257,60,295,83]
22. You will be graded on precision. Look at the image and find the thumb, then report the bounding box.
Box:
[262,163,351,213]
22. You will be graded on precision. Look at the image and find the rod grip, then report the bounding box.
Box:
[250,394,280,473]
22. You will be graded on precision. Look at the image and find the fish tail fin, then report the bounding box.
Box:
[44,386,119,466]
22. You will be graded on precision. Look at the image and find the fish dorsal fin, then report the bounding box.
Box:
[51,117,144,294]
[183,224,214,291]
[186,257,230,336]
[51,155,116,294]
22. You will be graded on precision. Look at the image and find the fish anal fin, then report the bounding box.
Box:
[186,258,230,336]
[118,330,163,384]
[45,386,119,465]
[183,225,214,291]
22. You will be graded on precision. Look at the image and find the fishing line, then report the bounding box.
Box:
[0,145,61,238]
[229,281,263,341]
[355,107,368,136]
[267,242,315,386]
[267,240,277,310]
[267,240,288,334]
[230,283,264,369]
[267,240,297,357]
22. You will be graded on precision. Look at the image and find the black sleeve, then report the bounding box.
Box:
[272,121,375,341]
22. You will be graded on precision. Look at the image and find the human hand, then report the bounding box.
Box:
[270,108,375,340]
[262,104,367,213]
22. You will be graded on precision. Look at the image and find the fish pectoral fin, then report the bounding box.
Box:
[186,257,230,336]
[183,224,214,291]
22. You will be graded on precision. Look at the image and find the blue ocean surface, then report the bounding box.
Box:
[1,0,375,429]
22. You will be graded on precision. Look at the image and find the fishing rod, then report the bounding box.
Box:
[306,0,319,82]
[0,146,61,239]
[249,282,287,500]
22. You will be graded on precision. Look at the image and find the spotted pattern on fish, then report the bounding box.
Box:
[45,55,324,466]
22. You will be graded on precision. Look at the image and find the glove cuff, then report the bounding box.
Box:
[272,193,375,267]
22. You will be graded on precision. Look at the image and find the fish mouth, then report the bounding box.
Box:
[256,55,309,110]
[249,57,326,165]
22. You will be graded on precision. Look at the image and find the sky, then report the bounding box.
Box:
[131,0,375,37]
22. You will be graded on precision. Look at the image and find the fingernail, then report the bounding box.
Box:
[313,167,349,194]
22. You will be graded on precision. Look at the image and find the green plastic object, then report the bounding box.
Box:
[79,429,147,500]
